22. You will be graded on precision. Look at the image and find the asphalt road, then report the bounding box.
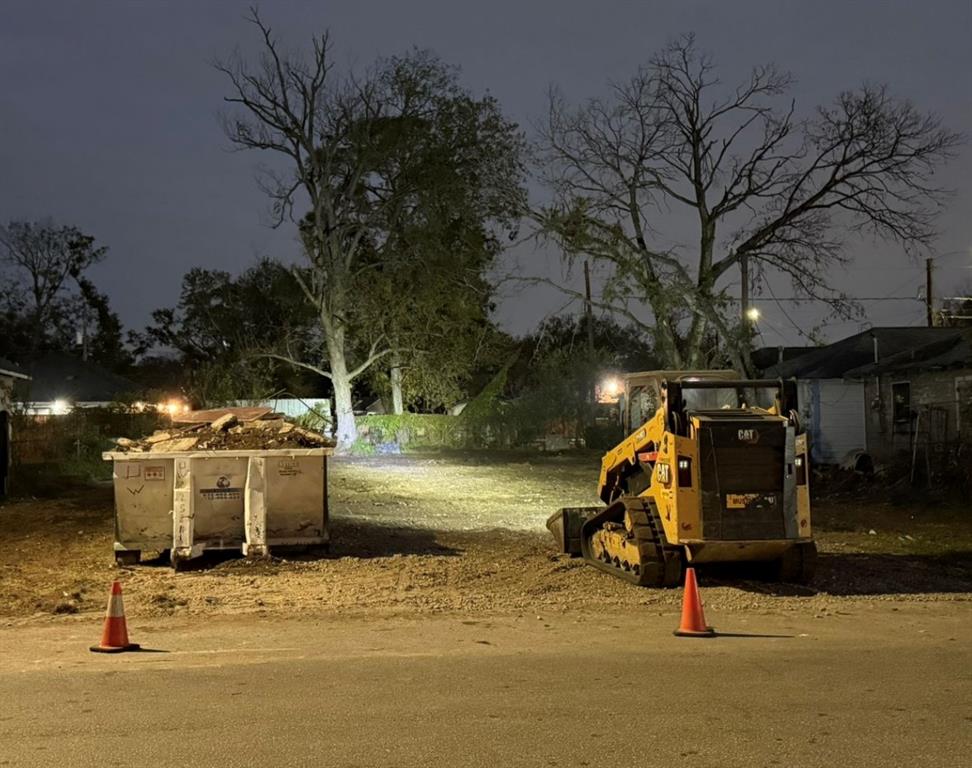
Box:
[1,604,969,767]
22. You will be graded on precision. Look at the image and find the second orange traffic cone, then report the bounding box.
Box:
[674,567,715,637]
[90,581,140,653]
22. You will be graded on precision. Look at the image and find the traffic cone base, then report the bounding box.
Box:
[89,581,139,654]
[674,567,716,638]
[90,642,140,653]
[673,627,716,637]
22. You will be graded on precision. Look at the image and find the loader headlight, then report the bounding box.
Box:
[677,456,692,487]
[795,454,807,486]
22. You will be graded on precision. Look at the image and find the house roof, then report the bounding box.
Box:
[765,328,965,379]
[751,346,817,372]
[0,357,30,380]
[17,352,137,403]
[845,328,972,377]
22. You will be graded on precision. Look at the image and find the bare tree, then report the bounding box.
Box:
[538,35,962,372]
[216,9,396,448]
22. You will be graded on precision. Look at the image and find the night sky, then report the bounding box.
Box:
[2,0,970,347]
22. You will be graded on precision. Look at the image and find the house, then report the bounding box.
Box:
[0,357,30,497]
[844,328,972,462]
[15,351,138,415]
[764,328,964,464]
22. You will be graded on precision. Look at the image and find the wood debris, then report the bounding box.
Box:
[210,413,238,432]
[113,410,334,452]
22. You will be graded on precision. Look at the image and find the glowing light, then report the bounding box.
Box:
[746,306,761,321]
[601,377,621,398]
[156,398,189,417]
[51,399,71,415]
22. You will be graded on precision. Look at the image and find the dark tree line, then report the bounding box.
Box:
[0,220,127,370]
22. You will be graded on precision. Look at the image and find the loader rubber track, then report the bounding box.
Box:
[579,496,682,587]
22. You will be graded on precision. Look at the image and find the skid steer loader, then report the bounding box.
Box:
[547,371,816,586]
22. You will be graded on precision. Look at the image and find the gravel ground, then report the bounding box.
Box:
[1,452,970,625]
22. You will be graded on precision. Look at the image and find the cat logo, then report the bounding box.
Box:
[216,475,231,489]
[737,428,759,444]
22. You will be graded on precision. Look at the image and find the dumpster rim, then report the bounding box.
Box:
[102,447,334,460]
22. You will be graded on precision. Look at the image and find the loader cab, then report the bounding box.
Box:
[620,370,740,433]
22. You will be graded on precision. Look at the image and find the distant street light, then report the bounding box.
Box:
[597,376,622,404]
[746,306,761,322]
[601,377,621,399]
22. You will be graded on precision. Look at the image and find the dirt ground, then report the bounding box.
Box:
[1,452,970,626]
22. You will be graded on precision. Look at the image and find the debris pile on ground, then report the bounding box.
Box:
[112,408,335,453]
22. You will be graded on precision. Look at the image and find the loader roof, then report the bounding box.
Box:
[622,370,740,391]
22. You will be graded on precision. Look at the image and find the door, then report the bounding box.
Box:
[806,379,867,464]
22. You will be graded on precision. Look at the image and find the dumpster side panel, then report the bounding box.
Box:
[113,458,173,550]
[265,455,327,542]
[190,456,248,545]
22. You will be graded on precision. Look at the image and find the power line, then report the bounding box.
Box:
[746,296,922,302]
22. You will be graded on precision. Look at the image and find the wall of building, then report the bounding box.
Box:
[798,378,867,464]
[0,376,11,498]
[862,368,970,460]
[0,375,12,412]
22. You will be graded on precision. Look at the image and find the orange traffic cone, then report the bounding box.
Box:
[674,567,715,637]
[90,581,140,653]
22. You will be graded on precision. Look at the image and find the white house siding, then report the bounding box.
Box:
[799,378,867,464]
[233,398,330,420]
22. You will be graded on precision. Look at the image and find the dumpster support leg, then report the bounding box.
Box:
[244,456,268,558]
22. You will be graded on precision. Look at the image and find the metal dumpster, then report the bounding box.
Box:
[103,448,333,568]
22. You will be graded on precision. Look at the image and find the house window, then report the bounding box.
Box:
[891,382,911,424]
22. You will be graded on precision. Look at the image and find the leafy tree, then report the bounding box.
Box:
[538,35,961,373]
[217,12,524,446]
[507,314,658,442]
[138,259,318,405]
[359,52,525,412]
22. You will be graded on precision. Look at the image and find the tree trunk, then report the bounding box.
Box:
[389,354,404,416]
[325,334,357,451]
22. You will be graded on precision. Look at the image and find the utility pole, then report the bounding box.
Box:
[583,259,595,358]
[925,257,934,327]
[739,250,755,376]
[739,250,749,328]
[583,259,596,411]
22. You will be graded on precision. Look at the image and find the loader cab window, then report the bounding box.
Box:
[682,387,738,411]
[680,386,777,412]
[626,385,659,431]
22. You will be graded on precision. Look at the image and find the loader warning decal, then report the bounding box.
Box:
[726,493,776,509]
